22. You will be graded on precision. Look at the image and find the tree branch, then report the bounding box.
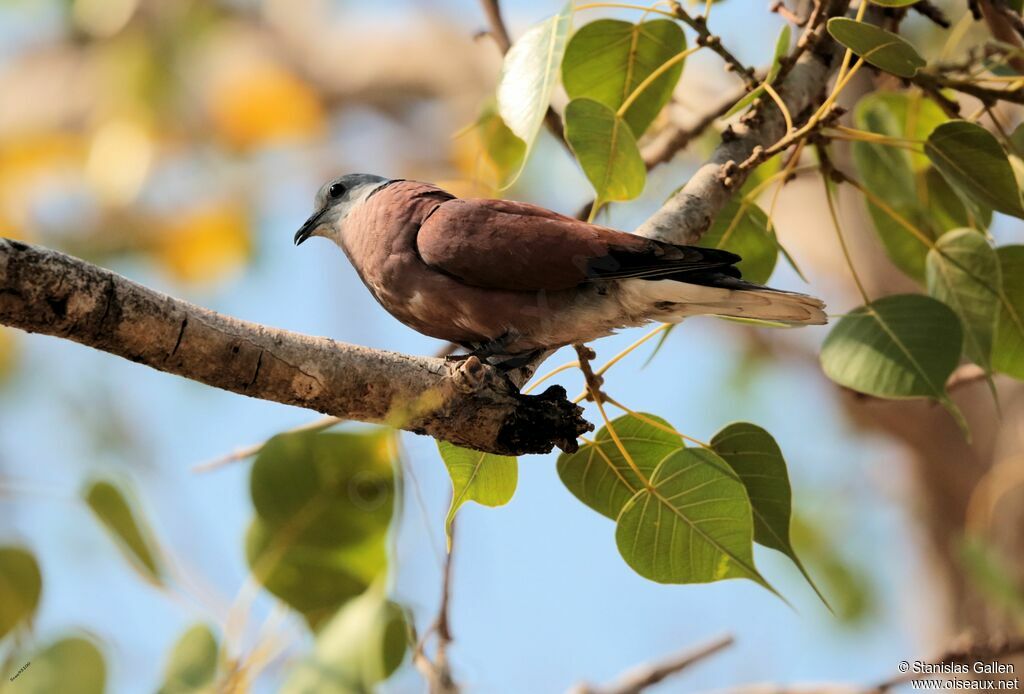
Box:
[635,0,849,245]
[0,239,590,456]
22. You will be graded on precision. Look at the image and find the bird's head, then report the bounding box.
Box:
[294,173,391,248]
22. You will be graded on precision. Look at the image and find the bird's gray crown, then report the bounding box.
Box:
[295,173,391,246]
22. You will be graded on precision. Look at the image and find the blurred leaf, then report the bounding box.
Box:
[282,583,408,694]
[84,479,164,585]
[711,423,827,607]
[0,546,42,639]
[437,442,516,547]
[209,64,324,150]
[246,521,370,632]
[158,624,218,694]
[926,229,1000,370]
[926,120,1024,219]
[156,203,251,284]
[826,18,925,78]
[565,98,645,206]
[496,3,573,185]
[7,637,105,694]
[558,413,681,520]
[820,295,964,421]
[724,24,790,118]
[702,199,777,284]
[791,516,875,623]
[615,447,777,594]
[473,102,526,189]
[994,245,1024,380]
[248,430,395,629]
[562,19,686,137]
[869,0,921,5]
[852,93,969,281]
[958,535,1024,623]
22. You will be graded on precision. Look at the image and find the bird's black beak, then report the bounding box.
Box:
[294,210,324,246]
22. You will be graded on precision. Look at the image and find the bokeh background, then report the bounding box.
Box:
[1,0,1021,692]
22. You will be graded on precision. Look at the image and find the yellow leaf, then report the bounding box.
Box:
[0,328,18,385]
[156,204,251,283]
[209,65,324,150]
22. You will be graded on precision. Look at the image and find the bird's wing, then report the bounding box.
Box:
[416,198,740,291]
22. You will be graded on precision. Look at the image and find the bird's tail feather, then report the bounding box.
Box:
[628,277,827,326]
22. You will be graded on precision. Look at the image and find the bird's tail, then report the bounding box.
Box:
[626,277,827,326]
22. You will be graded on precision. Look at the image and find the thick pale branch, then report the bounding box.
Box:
[0,239,589,456]
[635,0,849,245]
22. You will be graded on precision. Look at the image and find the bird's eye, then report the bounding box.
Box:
[328,183,346,198]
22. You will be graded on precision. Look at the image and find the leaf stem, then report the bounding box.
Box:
[616,45,701,118]
[821,171,871,304]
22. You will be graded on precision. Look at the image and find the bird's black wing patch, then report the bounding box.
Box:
[586,242,742,283]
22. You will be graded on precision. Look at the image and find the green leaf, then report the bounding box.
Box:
[158,624,218,694]
[994,245,1024,379]
[246,521,371,631]
[926,120,1024,220]
[710,423,828,607]
[557,413,682,521]
[437,442,516,547]
[926,229,1000,370]
[615,447,777,594]
[0,546,42,638]
[7,637,105,694]
[702,198,778,284]
[565,98,646,206]
[84,479,164,585]
[852,92,970,281]
[495,3,573,185]
[820,294,964,419]
[474,102,526,189]
[826,18,926,78]
[869,0,921,5]
[562,19,686,137]
[248,430,395,628]
[282,583,408,694]
[791,516,875,623]
[958,535,1024,622]
[723,24,791,118]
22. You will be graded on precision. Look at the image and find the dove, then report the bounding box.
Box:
[294,174,826,367]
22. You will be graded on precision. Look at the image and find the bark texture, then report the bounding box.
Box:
[0,239,589,456]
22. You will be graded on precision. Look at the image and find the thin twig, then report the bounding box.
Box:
[571,634,735,694]
[668,1,759,88]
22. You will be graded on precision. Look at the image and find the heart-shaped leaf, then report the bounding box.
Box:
[248,430,395,628]
[711,423,828,606]
[702,199,778,284]
[557,413,681,521]
[820,294,963,418]
[926,120,1024,220]
[926,229,1000,371]
[0,547,41,639]
[562,19,686,137]
[437,442,517,546]
[282,583,408,694]
[158,624,218,694]
[565,98,646,206]
[827,18,925,78]
[994,245,1024,380]
[84,480,165,586]
[496,3,573,185]
[615,447,777,594]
